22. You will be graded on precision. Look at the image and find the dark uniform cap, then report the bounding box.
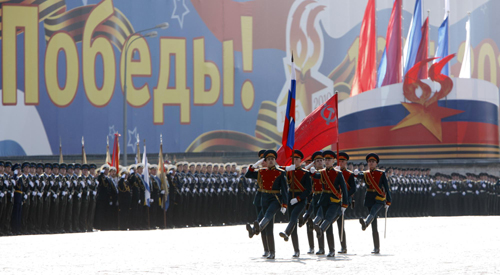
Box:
[258,149,266,158]
[30,162,36,168]
[264,150,277,159]
[81,164,89,170]
[13,163,20,170]
[312,151,323,160]
[366,153,379,163]
[4,161,12,167]
[0,161,4,167]
[37,163,44,169]
[67,164,74,170]
[206,163,212,167]
[22,162,30,168]
[59,163,67,169]
[322,150,336,159]
[74,164,82,169]
[292,150,304,159]
[52,163,59,168]
[338,152,349,161]
[89,164,97,169]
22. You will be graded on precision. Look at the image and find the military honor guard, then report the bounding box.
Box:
[278,150,312,258]
[336,152,357,253]
[312,150,348,258]
[355,153,392,254]
[245,150,288,259]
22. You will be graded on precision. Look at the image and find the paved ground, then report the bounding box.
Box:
[1,216,499,274]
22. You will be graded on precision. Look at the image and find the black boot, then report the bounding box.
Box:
[338,247,347,254]
[298,215,306,228]
[327,250,335,257]
[316,248,325,255]
[316,234,325,255]
[314,223,322,239]
[292,251,300,258]
[255,217,271,236]
[372,230,380,254]
[307,247,315,254]
[365,214,376,229]
[267,237,275,260]
[359,218,366,231]
[246,223,254,238]
[261,234,269,257]
[279,231,289,242]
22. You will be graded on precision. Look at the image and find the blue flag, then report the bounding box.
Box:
[434,16,449,76]
[403,0,422,76]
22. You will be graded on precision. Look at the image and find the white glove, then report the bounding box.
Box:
[4,180,9,187]
[130,169,135,174]
[280,207,286,214]
[0,193,4,198]
[335,166,340,170]
[32,191,36,196]
[62,191,67,196]
[286,165,295,171]
[66,181,70,187]
[138,200,141,204]
[53,194,57,199]
[210,188,214,193]
[246,187,250,192]
[14,170,18,175]
[252,188,256,192]
[78,193,82,198]
[341,207,347,214]
[354,169,359,176]
[116,201,119,206]
[24,195,28,199]
[217,188,221,193]
[93,191,97,196]
[385,204,390,210]
[121,174,126,179]
[193,189,197,193]
[222,188,227,192]
[69,195,72,199]
[150,199,154,203]
[229,187,233,192]
[204,188,208,192]
[29,181,34,187]
[253,158,264,167]
[235,188,238,192]
[38,192,42,197]
[50,181,54,186]
[161,190,165,195]
[81,182,85,187]
[290,198,298,205]
[305,163,314,169]
[310,167,316,174]
[109,202,113,205]
[181,188,185,192]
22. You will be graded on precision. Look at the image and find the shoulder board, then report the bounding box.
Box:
[333,168,341,172]
[275,167,285,173]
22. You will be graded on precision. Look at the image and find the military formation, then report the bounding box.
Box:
[1,156,499,242]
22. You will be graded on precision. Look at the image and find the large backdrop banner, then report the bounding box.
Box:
[0,0,499,160]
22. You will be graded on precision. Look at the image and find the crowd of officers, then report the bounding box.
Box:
[1,159,500,236]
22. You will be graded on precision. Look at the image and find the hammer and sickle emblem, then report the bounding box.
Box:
[321,105,337,125]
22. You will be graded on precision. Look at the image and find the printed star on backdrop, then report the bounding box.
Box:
[172,0,190,29]
[108,125,118,142]
[127,127,139,153]
[391,102,464,142]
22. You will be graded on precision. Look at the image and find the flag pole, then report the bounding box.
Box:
[335,89,344,243]
[291,53,295,203]
[161,134,167,229]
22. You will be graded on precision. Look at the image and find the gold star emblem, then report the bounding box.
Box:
[391,102,464,141]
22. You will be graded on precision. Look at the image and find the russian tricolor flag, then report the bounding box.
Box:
[282,55,296,160]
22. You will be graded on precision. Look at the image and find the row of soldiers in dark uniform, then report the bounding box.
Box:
[0,161,98,236]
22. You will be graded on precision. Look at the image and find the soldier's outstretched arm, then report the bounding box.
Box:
[245,166,259,179]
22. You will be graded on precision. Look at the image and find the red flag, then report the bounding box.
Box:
[415,17,429,79]
[351,0,377,96]
[111,133,120,171]
[276,94,339,165]
[381,0,402,86]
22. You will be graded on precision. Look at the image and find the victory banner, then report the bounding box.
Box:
[1,0,499,160]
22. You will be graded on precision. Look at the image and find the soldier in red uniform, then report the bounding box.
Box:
[312,150,348,257]
[355,153,392,254]
[245,150,288,259]
[299,151,325,255]
[278,150,312,258]
[336,152,357,254]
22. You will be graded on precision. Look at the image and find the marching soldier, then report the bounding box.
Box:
[118,169,132,230]
[312,151,348,258]
[245,150,289,259]
[87,164,98,232]
[249,150,270,257]
[355,153,392,254]
[299,151,325,255]
[79,164,90,232]
[336,152,357,254]
[278,150,312,258]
